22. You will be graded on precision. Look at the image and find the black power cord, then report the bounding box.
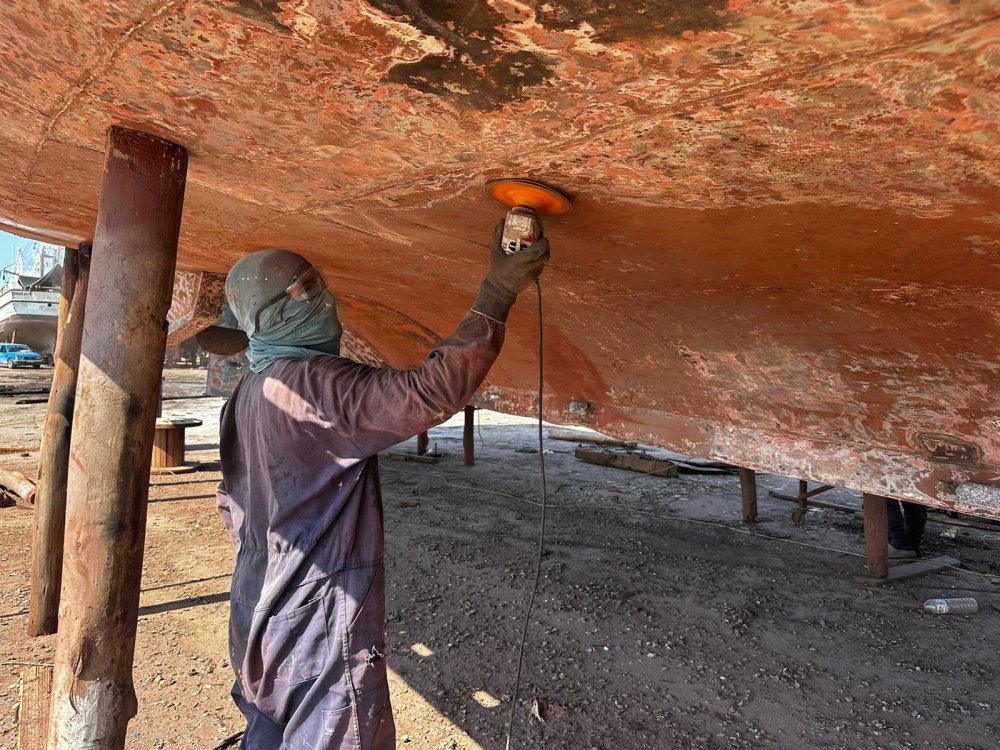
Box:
[505,279,548,750]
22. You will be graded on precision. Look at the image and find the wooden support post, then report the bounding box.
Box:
[416,431,429,456]
[48,127,187,749]
[862,493,889,579]
[738,468,758,522]
[28,244,90,636]
[463,405,475,466]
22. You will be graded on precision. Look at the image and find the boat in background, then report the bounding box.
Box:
[0,243,63,358]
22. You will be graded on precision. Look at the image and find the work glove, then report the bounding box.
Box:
[472,220,551,323]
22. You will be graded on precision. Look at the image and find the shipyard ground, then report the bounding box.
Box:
[0,369,997,750]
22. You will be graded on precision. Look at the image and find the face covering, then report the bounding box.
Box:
[246,287,342,372]
[226,249,343,373]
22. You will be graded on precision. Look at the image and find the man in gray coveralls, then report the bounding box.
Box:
[216,224,549,749]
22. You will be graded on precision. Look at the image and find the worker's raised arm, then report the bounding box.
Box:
[316,225,549,457]
[222,228,548,458]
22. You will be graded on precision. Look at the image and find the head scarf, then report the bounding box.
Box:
[225,249,342,373]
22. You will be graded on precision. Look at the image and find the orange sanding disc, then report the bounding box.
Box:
[485,179,571,215]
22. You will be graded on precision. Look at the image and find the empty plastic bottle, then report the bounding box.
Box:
[919,598,978,615]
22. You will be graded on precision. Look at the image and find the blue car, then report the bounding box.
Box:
[0,343,43,369]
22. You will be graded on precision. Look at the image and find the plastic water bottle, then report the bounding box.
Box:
[919,598,978,615]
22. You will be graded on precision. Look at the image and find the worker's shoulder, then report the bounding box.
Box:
[271,354,381,381]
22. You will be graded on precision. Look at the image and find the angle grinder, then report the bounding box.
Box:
[484,178,571,254]
[484,177,572,750]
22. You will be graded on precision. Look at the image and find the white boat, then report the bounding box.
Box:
[0,243,63,357]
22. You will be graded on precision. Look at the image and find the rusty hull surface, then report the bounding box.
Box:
[2,1,999,512]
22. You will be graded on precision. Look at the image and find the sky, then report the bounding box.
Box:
[0,230,21,270]
[0,229,61,273]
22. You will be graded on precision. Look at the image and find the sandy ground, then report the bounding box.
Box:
[0,367,998,749]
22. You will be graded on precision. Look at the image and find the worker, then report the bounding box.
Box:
[887,498,927,560]
[215,225,549,749]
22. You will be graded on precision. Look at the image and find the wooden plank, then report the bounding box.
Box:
[385,452,439,464]
[549,430,638,449]
[17,665,53,750]
[856,556,961,587]
[574,448,678,478]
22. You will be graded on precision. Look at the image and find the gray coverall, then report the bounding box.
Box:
[216,311,504,749]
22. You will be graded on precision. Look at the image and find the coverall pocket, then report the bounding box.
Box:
[320,706,356,750]
[261,596,329,685]
[345,564,389,699]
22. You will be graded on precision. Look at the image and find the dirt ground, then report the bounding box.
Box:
[1,367,998,749]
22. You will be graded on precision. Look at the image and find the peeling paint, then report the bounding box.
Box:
[368,0,554,110]
[955,482,1000,516]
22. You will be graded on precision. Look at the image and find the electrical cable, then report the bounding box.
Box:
[505,279,547,750]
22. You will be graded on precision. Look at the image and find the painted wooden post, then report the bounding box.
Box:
[27,244,90,636]
[738,468,758,523]
[463,405,475,466]
[862,493,889,579]
[48,127,187,749]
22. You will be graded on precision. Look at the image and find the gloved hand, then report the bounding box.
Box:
[472,220,551,322]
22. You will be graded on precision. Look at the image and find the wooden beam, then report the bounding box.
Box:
[547,430,637,449]
[857,555,961,587]
[0,468,36,504]
[862,493,889,579]
[28,244,90,636]
[574,448,679,478]
[48,127,187,749]
[463,405,475,466]
[738,468,758,522]
[385,452,438,464]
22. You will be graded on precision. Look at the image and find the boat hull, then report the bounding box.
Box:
[0,290,60,355]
